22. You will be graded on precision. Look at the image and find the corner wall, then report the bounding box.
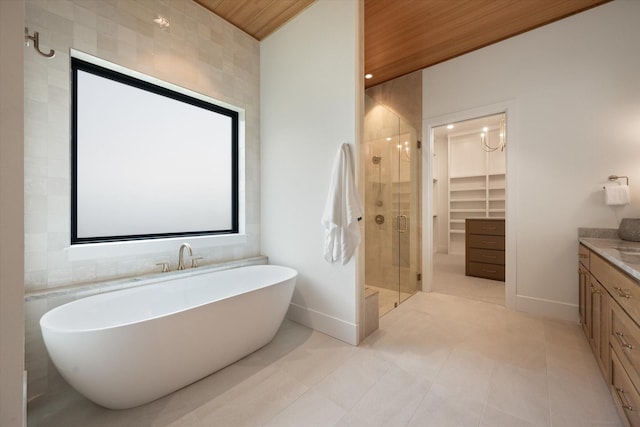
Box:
[1,0,26,425]
[24,0,261,401]
[423,0,640,320]
[260,0,362,344]
[24,0,261,294]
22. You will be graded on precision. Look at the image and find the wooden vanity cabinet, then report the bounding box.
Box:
[579,245,608,378]
[580,244,640,426]
[612,350,640,427]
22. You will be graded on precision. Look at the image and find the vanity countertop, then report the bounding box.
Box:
[580,237,640,282]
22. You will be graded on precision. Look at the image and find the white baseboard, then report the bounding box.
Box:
[516,294,579,323]
[286,303,359,345]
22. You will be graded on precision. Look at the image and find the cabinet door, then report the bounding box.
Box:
[579,264,589,337]
[590,276,601,355]
[590,276,609,378]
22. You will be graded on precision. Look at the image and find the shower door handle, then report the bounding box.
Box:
[397,215,408,233]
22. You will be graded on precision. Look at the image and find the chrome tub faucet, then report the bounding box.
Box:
[177,243,193,270]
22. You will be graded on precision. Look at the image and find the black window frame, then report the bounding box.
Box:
[70,57,239,244]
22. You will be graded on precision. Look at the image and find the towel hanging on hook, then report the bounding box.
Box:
[603,175,630,206]
[25,27,55,58]
[321,143,364,265]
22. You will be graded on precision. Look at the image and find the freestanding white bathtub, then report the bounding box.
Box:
[40,264,297,410]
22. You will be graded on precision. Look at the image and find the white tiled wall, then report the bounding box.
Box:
[24,0,260,401]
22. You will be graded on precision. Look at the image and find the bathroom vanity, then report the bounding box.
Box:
[579,237,640,426]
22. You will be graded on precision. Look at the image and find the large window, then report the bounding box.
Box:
[71,57,239,244]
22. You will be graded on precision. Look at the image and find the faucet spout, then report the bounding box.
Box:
[177,243,193,270]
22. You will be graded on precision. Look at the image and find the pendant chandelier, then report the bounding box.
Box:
[481,116,506,152]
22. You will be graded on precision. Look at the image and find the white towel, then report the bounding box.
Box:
[604,184,631,206]
[321,143,364,265]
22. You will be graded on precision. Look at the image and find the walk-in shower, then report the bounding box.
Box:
[363,95,421,316]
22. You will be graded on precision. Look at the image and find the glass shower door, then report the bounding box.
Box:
[364,96,420,316]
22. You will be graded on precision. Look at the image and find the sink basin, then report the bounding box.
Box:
[614,246,640,263]
[615,246,640,254]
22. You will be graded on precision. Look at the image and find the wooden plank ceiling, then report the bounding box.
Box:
[193,0,315,41]
[364,0,610,87]
[195,0,611,88]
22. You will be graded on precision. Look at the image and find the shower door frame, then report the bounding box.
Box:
[392,127,421,305]
[363,98,421,312]
[422,101,517,309]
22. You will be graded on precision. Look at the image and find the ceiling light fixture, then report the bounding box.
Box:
[447,124,454,129]
[480,118,506,152]
[365,73,373,79]
[153,15,170,29]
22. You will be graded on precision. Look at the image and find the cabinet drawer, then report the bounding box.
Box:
[467,234,505,250]
[467,262,505,281]
[612,349,640,427]
[592,254,640,325]
[466,219,505,236]
[611,301,640,389]
[579,244,590,269]
[467,248,505,265]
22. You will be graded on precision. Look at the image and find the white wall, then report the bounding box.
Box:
[423,0,640,319]
[261,0,362,344]
[0,0,26,424]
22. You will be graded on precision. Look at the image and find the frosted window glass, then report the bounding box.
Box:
[72,59,238,243]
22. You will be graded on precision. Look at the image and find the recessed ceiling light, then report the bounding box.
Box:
[482,126,489,132]
[365,73,373,79]
[447,124,454,129]
[153,15,170,29]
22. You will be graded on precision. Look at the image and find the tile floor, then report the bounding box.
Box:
[432,253,506,306]
[28,291,622,427]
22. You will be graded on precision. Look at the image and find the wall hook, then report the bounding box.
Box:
[24,27,55,58]
[609,174,629,185]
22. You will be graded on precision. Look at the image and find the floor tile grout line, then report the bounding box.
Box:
[258,383,312,427]
[330,358,396,426]
[403,380,433,427]
[477,361,497,427]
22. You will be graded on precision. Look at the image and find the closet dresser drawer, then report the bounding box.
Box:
[467,262,504,281]
[467,234,505,251]
[612,350,640,427]
[466,219,505,236]
[465,218,505,281]
[592,253,640,323]
[467,248,505,265]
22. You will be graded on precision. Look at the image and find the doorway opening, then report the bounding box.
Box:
[430,113,506,306]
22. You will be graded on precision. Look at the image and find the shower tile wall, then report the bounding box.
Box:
[24,0,260,402]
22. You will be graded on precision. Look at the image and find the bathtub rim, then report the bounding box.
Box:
[39,264,297,334]
[25,256,269,302]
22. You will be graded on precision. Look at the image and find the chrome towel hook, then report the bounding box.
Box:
[24,27,55,58]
